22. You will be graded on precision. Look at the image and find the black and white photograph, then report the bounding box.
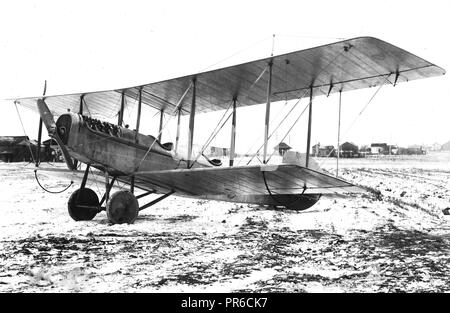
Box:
[0,0,449,298]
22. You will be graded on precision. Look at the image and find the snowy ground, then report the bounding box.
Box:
[0,152,449,292]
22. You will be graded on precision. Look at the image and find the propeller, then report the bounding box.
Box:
[37,98,76,170]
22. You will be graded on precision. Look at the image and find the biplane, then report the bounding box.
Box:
[12,37,445,224]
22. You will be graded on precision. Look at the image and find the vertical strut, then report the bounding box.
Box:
[229,98,237,166]
[105,171,110,203]
[135,87,142,141]
[158,109,164,142]
[336,90,342,177]
[130,176,135,194]
[132,87,142,192]
[305,86,313,168]
[263,61,273,164]
[79,94,84,115]
[187,78,197,168]
[81,164,90,189]
[118,90,125,126]
[36,80,46,167]
[35,118,43,167]
[99,176,116,207]
[175,108,181,154]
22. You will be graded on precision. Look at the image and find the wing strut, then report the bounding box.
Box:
[79,94,84,115]
[187,77,197,168]
[36,117,43,167]
[35,80,47,167]
[263,60,273,164]
[131,87,143,193]
[229,97,237,166]
[336,89,342,177]
[175,108,181,154]
[305,86,313,168]
[135,87,142,140]
[118,90,125,126]
[158,109,164,142]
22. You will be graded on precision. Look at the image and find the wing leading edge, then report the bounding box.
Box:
[13,37,445,121]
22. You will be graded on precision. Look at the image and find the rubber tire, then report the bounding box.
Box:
[106,190,139,224]
[68,188,99,221]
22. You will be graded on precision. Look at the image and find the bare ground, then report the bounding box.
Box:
[0,155,449,292]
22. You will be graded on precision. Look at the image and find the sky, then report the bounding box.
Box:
[1,0,449,155]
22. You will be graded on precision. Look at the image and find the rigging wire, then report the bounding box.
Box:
[88,166,103,196]
[189,107,234,168]
[199,35,272,72]
[189,102,233,163]
[132,61,267,174]
[317,78,388,169]
[274,34,346,41]
[13,102,37,164]
[134,51,267,172]
[237,93,297,165]
[240,59,294,156]
[347,47,395,87]
[82,97,92,116]
[132,83,194,174]
[125,90,139,127]
[241,45,347,165]
[244,89,309,165]
[15,95,75,193]
[266,99,311,163]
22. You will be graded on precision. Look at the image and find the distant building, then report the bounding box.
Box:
[428,143,442,151]
[387,145,399,155]
[370,143,388,155]
[0,136,60,163]
[339,142,359,158]
[0,136,35,162]
[312,143,335,157]
[397,147,408,155]
[396,146,425,155]
[359,145,370,157]
[273,142,292,156]
[42,139,63,162]
[207,146,229,157]
[406,145,426,155]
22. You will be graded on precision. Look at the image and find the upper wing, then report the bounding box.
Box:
[135,164,365,196]
[13,37,444,121]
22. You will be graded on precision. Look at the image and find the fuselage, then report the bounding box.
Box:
[55,112,210,176]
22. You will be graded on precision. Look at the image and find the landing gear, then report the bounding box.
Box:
[66,163,172,224]
[106,190,139,224]
[68,188,100,221]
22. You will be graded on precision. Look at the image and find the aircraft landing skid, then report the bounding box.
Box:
[67,164,173,224]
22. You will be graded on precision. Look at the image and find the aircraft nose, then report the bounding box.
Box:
[55,114,72,145]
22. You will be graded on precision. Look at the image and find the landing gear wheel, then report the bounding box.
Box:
[68,188,99,221]
[106,190,139,224]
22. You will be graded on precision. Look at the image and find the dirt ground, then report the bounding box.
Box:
[0,153,449,292]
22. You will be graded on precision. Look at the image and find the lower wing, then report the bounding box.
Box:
[135,164,365,196]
